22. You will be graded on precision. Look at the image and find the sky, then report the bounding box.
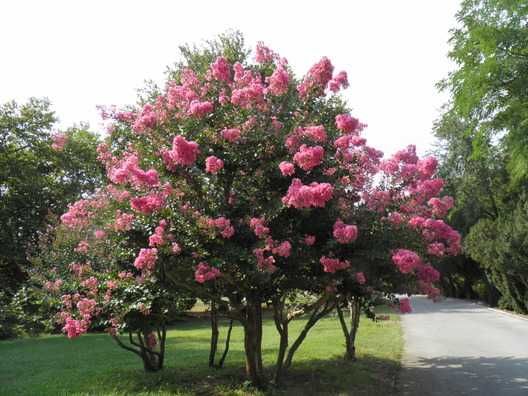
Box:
[0,0,461,156]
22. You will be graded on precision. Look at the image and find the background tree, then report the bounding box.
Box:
[0,98,104,338]
[434,0,528,312]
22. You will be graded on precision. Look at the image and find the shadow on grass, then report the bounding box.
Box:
[399,356,528,396]
[91,354,400,396]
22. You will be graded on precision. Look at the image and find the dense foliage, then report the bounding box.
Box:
[435,0,528,311]
[0,99,104,338]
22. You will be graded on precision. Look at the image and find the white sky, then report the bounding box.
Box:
[0,0,460,156]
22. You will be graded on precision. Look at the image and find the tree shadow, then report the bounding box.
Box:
[399,356,528,396]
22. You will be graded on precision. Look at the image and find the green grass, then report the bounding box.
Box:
[0,308,402,395]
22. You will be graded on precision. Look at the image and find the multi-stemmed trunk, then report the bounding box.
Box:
[112,325,167,372]
[272,294,336,384]
[336,296,361,360]
[208,300,234,368]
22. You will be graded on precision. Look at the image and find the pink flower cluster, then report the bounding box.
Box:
[132,104,157,134]
[209,217,235,239]
[162,135,200,169]
[149,220,167,247]
[194,262,221,283]
[392,249,422,274]
[335,114,360,134]
[77,298,96,318]
[279,161,295,176]
[298,57,334,97]
[428,196,454,218]
[267,64,289,96]
[61,200,93,230]
[333,219,358,244]
[205,156,224,174]
[114,210,134,232]
[108,154,159,188]
[63,317,89,338]
[188,100,214,118]
[134,248,158,271]
[328,71,349,92]
[293,145,325,171]
[301,125,327,143]
[131,193,166,215]
[74,240,90,254]
[249,217,269,238]
[44,279,63,292]
[51,132,68,151]
[409,217,461,256]
[282,179,333,208]
[255,42,276,63]
[221,127,241,143]
[211,56,231,82]
[399,297,412,314]
[320,256,350,273]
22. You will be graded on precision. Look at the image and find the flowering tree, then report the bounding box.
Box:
[45,33,460,387]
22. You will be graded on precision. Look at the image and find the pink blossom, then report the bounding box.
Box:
[282,178,333,209]
[211,217,235,239]
[254,248,277,272]
[320,256,350,273]
[94,230,106,239]
[114,210,135,232]
[333,219,358,244]
[355,272,366,285]
[394,145,418,164]
[267,64,289,96]
[81,277,98,292]
[304,235,316,246]
[63,317,88,338]
[205,156,224,174]
[298,57,334,97]
[171,242,182,255]
[328,71,349,92]
[188,100,213,118]
[427,242,445,257]
[293,145,324,171]
[387,212,404,226]
[302,125,327,143]
[399,297,412,314]
[134,248,158,271]
[194,262,221,283]
[428,196,454,218]
[335,114,359,134]
[255,42,275,63]
[51,132,68,151]
[279,161,295,176]
[417,264,440,283]
[130,194,165,214]
[392,249,422,274]
[132,104,157,134]
[77,298,96,318]
[221,128,241,143]
[162,135,200,169]
[250,217,269,238]
[417,156,438,178]
[149,220,167,247]
[211,56,231,82]
[74,240,90,254]
[272,241,291,258]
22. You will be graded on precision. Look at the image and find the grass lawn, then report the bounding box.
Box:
[0,307,402,395]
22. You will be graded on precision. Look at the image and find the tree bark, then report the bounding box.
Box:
[209,300,219,368]
[243,298,265,387]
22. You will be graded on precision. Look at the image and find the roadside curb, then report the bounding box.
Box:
[487,307,528,322]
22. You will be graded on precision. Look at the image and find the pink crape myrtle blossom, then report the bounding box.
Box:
[162,135,200,169]
[221,127,241,143]
[149,220,168,247]
[399,297,412,313]
[279,161,295,176]
[130,193,165,215]
[114,210,134,232]
[293,145,324,171]
[51,132,68,151]
[335,114,360,134]
[301,125,327,143]
[355,272,366,285]
[392,249,422,274]
[272,241,291,258]
[255,41,276,63]
[333,219,358,244]
[267,64,289,96]
[304,235,316,246]
[209,217,235,239]
[134,248,158,271]
[328,70,349,92]
[205,156,224,174]
[194,262,221,283]
[320,256,350,273]
[282,179,333,208]
[63,317,89,338]
[211,56,231,82]
[250,217,270,238]
[297,57,334,98]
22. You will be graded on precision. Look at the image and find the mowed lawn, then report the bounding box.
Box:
[0,308,402,395]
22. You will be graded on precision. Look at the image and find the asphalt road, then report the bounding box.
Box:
[400,296,528,396]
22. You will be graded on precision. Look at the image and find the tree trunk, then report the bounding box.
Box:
[243,299,265,387]
[217,319,233,368]
[272,297,289,384]
[209,300,219,368]
[337,297,361,360]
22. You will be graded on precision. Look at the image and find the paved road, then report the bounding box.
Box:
[400,296,528,396]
